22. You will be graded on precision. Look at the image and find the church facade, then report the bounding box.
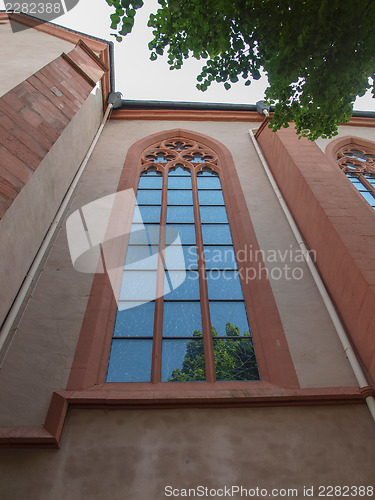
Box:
[0,12,374,499]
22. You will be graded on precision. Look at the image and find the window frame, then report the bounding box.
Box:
[327,136,375,211]
[336,141,375,209]
[66,129,299,401]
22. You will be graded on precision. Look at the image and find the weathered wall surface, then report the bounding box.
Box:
[0,406,374,500]
[0,89,102,339]
[0,21,74,97]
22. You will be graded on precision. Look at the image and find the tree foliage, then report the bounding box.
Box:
[107,0,375,140]
[169,323,259,382]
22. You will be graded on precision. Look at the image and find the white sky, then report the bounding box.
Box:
[1,0,374,110]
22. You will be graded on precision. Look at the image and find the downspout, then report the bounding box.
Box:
[249,126,375,422]
[0,102,113,357]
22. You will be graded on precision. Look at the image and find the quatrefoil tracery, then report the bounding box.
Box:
[140,138,219,174]
[337,145,375,174]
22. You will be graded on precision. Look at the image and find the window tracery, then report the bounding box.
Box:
[336,143,375,209]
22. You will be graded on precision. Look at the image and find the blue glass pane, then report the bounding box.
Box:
[183,153,213,163]
[347,150,367,161]
[128,224,159,245]
[206,270,244,299]
[114,301,155,337]
[120,271,157,300]
[213,338,259,381]
[168,177,192,189]
[125,245,159,270]
[197,168,218,176]
[165,245,198,269]
[146,153,174,163]
[133,205,161,223]
[168,166,191,176]
[141,169,162,175]
[202,224,233,244]
[200,206,228,223]
[364,174,375,186]
[166,206,195,223]
[204,246,236,269]
[136,190,162,205]
[106,339,152,382]
[138,176,163,189]
[167,190,193,205]
[164,270,200,300]
[197,176,221,189]
[161,339,206,382]
[198,190,225,205]
[163,302,202,337]
[166,224,196,245]
[209,301,250,337]
[360,191,375,205]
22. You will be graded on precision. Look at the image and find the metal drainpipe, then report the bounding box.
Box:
[249,126,375,422]
[0,102,113,356]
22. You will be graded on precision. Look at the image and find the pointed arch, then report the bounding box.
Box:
[326,135,375,210]
[67,129,298,398]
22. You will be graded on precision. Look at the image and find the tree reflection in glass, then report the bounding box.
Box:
[165,321,259,382]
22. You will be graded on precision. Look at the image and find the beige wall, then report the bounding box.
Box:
[0,88,103,399]
[316,125,375,153]
[0,406,374,500]
[0,21,75,97]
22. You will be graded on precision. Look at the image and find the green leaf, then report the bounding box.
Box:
[122,16,134,26]
[110,13,120,23]
[132,0,144,8]
[109,0,375,140]
[119,24,133,35]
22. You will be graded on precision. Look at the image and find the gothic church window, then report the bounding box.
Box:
[337,144,375,209]
[106,139,259,383]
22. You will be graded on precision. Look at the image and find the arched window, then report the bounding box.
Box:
[68,130,298,396]
[106,138,259,383]
[336,143,375,209]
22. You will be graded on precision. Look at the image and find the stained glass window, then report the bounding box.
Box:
[106,141,259,383]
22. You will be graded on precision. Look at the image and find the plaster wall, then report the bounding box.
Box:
[0,406,374,500]
[0,21,75,97]
[0,89,102,343]
[316,125,375,153]
[0,119,359,428]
